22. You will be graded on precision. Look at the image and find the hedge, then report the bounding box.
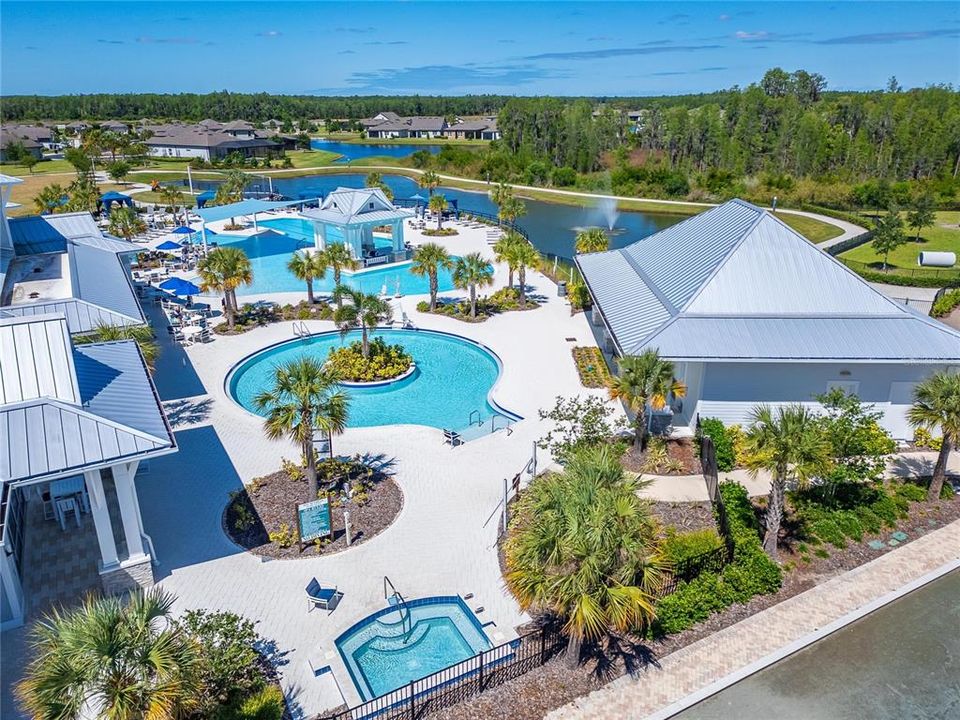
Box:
[698,417,735,472]
[835,259,960,288]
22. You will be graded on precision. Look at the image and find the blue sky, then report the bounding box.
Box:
[2,1,958,96]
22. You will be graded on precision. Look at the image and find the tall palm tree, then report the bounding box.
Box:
[428,193,448,230]
[452,252,494,319]
[419,170,441,196]
[331,285,392,359]
[575,228,609,254]
[160,185,186,224]
[608,349,686,449]
[16,588,201,720]
[34,183,67,215]
[254,357,349,499]
[744,405,833,559]
[907,370,960,502]
[287,249,326,305]
[489,181,512,209]
[365,171,393,200]
[410,242,453,311]
[319,243,360,308]
[107,206,147,241]
[504,445,667,667]
[66,178,100,214]
[196,246,253,329]
[498,195,527,227]
[75,323,159,373]
[512,241,541,308]
[492,232,525,288]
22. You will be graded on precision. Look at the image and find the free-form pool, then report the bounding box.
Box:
[336,596,492,701]
[213,218,458,296]
[228,329,515,431]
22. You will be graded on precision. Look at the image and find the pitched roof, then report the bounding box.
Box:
[8,212,104,254]
[301,187,413,225]
[0,314,79,406]
[576,199,960,362]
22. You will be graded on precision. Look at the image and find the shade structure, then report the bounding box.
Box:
[409,193,426,202]
[159,277,201,296]
[171,226,196,235]
[155,240,184,252]
[196,190,217,208]
[98,190,133,216]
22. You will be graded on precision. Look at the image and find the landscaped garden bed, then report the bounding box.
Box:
[417,287,540,322]
[571,346,610,388]
[326,336,413,382]
[224,457,402,559]
[214,300,334,335]
[422,227,459,237]
[621,436,701,475]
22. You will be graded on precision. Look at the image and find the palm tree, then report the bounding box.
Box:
[428,193,448,230]
[66,179,99,214]
[497,195,527,227]
[492,232,525,288]
[907,371,960,502]
[160,185,186,224]
[504,445,667,667]
[575,228,609,254]
[107,206,147,241]
[331,285,392,359]
[489,181,512,209]
[287,249,326,305]
[512,241,541,308]
[34,183,67,215]
[744,405,833,559]
[452,252,494,319]
[419,170,441,196]
[365,171,393,200]
[16,588,201,720]
[410,242,453,311]
[607,349,686,449]
[254,357,349,499]
[196,246,253,330]
[319,243,360,308]
[75,323,159,373]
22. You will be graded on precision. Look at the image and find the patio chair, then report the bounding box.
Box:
[305,578,341,613]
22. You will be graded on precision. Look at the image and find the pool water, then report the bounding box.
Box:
[228,329,513,431]
[214,217,457,296]
[336,597,492,701]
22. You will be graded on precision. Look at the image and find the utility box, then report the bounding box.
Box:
[557,280,567,297]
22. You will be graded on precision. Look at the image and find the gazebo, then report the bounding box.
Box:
[98,191,133,215]
[301,187,414,266]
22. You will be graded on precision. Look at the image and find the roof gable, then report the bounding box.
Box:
[0,314,79,406]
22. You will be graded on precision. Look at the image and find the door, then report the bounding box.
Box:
[887,382,918,440]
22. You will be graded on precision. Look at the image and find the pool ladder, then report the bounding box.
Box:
[383,576,413,640]
[293,321,312,339]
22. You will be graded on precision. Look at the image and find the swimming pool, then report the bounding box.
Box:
[336,596,492,701]
[213,218,459,296]
[227,329,517,431]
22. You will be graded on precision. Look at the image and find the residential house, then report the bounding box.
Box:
[144,124,279,161]
[362,113,448,139]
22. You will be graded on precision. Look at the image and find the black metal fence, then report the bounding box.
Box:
[699,435,736,558]
[319,625,566,720]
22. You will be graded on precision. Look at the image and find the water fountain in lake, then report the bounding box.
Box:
[599,196,620,231]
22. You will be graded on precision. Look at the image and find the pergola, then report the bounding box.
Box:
[301,187,413,265]
[195,198,308,250]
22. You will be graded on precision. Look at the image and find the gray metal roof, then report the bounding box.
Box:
[301,187,412,225]
[0,314,79,406]
[69,242,144,326]
[576,199,960,362]
[9,212,105,254]
[1,298,141,335]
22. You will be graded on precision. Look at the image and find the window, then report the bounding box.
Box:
[827,380,860,396]
[369,202,374,208]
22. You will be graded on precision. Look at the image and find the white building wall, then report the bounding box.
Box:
[686,361,957,439]
[147,145,211,161]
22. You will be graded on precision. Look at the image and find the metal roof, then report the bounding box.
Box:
[301,187,412,225]
[8,212,105,255]
[69,242,144,325]
[0,314,79,406]
[576,199,960,362]
[0,298,141,335]
[196,199,304,224]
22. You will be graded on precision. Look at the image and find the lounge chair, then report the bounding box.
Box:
[306,578,340,613]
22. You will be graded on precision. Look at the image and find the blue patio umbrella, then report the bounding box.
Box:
[158,277,201,296]
[409,193,426,202]
[155,240,184,252]
[171,226,195,235]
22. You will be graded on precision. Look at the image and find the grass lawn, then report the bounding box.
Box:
[6,176,126,216]
[777,212,844,243]
[1,158,79,176]
[132,190,198,207]
[283,149,340,168]
[841,211,960,269]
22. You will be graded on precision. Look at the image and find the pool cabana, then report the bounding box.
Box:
[195,198,308,250]
[301,187,414,267]
[97,191,133,215]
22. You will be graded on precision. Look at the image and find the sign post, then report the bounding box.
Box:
[297,495,333,552]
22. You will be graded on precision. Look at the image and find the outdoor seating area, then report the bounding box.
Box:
[305,578,342,614]
[41,477,91,531]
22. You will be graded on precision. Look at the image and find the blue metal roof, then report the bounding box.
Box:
[0,299,141,335]
[68,242,144,327]
[8,212,104,255]
[196,199,303,224]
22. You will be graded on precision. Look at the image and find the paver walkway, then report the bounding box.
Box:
[548,519,960,720]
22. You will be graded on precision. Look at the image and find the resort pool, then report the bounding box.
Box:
[336,596,492,701]
[212,218,457,296]
[227,329,516,431]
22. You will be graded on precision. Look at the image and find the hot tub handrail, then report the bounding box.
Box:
[383,576,412,636]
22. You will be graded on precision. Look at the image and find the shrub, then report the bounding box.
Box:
[552,166,577,186]
[894,481,928,504]
[931,288,960,318]
[571,346,611,388]
[233,685,285,720]
[698,418,734,471]
[269,523,297,548]
[913,427,943,451]
[661,528,724,566]
[326,337,412,382]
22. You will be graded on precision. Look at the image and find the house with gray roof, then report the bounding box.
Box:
[576,199,960,439]
[362,113,448,139]
[442,118,500,140]
[145,123,279,161]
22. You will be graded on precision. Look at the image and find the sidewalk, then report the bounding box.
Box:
[547,518,960,720]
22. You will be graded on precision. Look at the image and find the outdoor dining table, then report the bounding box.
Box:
[49,476,90,526]
[181,325,203,339]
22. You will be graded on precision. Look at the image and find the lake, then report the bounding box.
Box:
[309,139,443,163]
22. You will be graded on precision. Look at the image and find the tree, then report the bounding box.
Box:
[365,171,393,200]
[319,243,359,308]
[287,249,326,304]
[196,246,253,329]
[33,183,67,214]
[20,150,39,174]
[76,323,159,373]
[410,242,453,311]
[419,170,441,195]
[814,388,895,482]
[906,193,936,241]
[504,444,668,667]
[66,178,99,214]
[253,357,349,499]
[331,285,392,359]
[512,240,541,308]
[575,228,609,254]
[497,195,526,227]
[607,349,686,449]
[492,231,525,288]
[107,205,146,241]
[16,588,201,720]
[538,395,625,462]
[452,252,494,318]
[907,371,960,502]
[870,204,906,270]
[761,67,792,98]
[428,193,448,230]
[107,160,130,184]
[744,405,832,559]
[160,184,186,224]
[64,147,92,179]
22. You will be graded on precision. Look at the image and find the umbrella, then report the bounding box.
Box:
[171,226,196,235]
[409,193,426,202]
[156,240,184,252]
[159,277,201,296]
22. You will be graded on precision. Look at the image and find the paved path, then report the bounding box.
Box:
[548,518,960,720]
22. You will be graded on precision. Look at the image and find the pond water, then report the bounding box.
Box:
[310,139,443,163]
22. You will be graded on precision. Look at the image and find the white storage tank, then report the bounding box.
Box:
[918,251,956,267]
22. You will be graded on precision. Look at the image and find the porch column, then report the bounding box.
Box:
[112,462,147,562]
[84,470,119,570]
[393,220,404,251]
[252,211,259,232]
[314,221,326,251]
[0,548,24,628]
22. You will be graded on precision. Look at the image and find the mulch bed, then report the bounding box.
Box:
[651,500,716,533]
[621,437,701,476]
[432,490,960,720]
[223,466,402,559]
